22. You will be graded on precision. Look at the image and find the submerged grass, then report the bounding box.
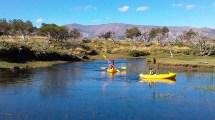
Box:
[195,86,215,91]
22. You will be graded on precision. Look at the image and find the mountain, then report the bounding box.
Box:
[65,23,215,38]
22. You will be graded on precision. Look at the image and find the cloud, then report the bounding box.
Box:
[36,18,43,23]
[172,3,183,7]
[75,5,97,10]
[136,6,149,12]
[118,6,129,12]
[186,4,196,10]
[84,5,97,10]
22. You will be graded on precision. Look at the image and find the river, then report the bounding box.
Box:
[0,58,215,120]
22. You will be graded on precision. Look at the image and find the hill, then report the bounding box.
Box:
[65,23,215,38]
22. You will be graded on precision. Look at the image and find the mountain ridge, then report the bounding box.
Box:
[65,23,215,38]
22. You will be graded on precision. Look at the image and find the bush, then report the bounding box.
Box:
[82,38,91,43]
[151,48,169,54]
[0,41,35,62]
[0,41,81,62]
[128,50,150,57]
[88,50,98,55]
[181,49,199,55]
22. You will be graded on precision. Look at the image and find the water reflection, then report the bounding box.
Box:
[140,78,176,87]
[0,69,33,86]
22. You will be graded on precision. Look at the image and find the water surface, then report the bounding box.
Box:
[0,58,215,120]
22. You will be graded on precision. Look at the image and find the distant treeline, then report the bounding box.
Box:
[0,18,82,41]
[0,18,215,60]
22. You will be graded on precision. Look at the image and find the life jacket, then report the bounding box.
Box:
[109,64,114,69]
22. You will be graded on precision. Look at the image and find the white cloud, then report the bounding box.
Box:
[36,18,43,23]
[84,5,97,10]
[136,6,149,12]
[75,5,97,10]
[172,3,183,7]
[186,4,196,10]
[118,6,129,12]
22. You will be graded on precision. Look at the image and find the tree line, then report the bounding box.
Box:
[1,18,214,56]
[0,19,82,41]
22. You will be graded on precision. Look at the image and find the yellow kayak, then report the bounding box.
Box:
[139,73,176,79]
[107,68,120,73]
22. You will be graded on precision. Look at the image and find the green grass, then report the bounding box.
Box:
[146,54,215,66]
[0,61,68,69]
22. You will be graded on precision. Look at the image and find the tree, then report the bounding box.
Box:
[125,27,142,47]
[125,27,141,39]
[98,31,115,41]
[39,23,69,41]
[182,29,198,47]
[0,18,11,36]
[148,27,169,45]
[192,34,211,55]
[161,26,169,36]
[149,28,160,40]
[9,19,35,40]
[69,28,82,39]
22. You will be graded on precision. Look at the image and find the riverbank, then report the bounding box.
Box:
[0,61,69,69]
[147,55,215,72]
[0,38,214,71]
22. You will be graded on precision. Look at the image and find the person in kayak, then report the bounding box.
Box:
[149,68,157,75]
[108,60,115,69]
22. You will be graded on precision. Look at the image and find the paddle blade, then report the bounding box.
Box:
[121,66,127,70]
[102,55,107,59]
[101,67,106,70]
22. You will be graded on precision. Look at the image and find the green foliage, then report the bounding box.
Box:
[39,23,68,40]
[183,29,198,40]
[69,28,82,39]
[0,19,36,38]
[125,27,141,39]
[162,26,169,36]
[151,48,170,54]
[181,49,199,55]
[173,42,185,47]
[0,41,81,62]
[82,38,91,43]
[0,18,11,35]
[0,41,34,62]
[148,27,169,39]
[128,50,150,57]
[98,31,114,40]
[149,28,160,38]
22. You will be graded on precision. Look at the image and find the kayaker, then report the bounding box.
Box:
[108,60,115,69]
[149,68,157,75]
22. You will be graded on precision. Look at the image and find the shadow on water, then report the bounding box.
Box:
[0,69,34,86]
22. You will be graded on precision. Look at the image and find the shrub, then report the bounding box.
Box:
[88,50,98,55]
[0,41,35,62]
[151,48,169,54]
[82,38,91,43]
[128,50,150,57]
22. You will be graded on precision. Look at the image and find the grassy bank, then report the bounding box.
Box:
[0,38,214,71]
[147,55,215,71]
[0,61,69,69]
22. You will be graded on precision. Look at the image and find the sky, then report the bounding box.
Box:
[1,0,215,28]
